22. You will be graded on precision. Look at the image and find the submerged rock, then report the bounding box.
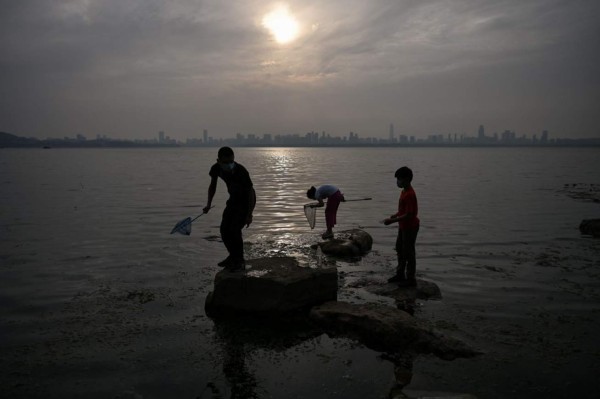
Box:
[579,219,600,237]
[317,228,373,257]
[309,301,480,360]
[205,257,337,316]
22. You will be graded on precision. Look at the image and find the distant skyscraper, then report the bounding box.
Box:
[478,125,485,139]
[158,131,165,143]
[541,130,549,143]
[389,123,394,141]
[203,129,208,144]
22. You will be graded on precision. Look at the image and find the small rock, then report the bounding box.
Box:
[579,219,600,237]
[394,365,413,387]
[317,229,373,257]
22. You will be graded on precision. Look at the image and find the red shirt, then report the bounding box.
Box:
[396,186,420,230]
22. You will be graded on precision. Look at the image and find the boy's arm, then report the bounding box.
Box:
[384,193,417,224]
[388,212,413,221]
[384,212,415,225]
[384,214,401,225]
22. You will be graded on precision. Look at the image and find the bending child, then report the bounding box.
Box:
[384,167,420,286]
[307,184,345,239]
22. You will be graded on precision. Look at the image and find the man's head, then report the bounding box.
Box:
[217,146,234,161]
[217,146,235,172]
[395,167,413,188]
[306,186,316,199]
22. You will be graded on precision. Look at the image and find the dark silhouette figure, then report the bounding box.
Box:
[384,167,420,287]
[204,147,256,271]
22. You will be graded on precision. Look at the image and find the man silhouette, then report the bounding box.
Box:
[203,147,256,271]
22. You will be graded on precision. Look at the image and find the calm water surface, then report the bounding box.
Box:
[1,147,599,398]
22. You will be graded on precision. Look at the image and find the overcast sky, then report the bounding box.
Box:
[1,0,599,140]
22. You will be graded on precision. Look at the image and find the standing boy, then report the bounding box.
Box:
[384,167,420,286]
[203,147,256,271]
[307,184,345,239]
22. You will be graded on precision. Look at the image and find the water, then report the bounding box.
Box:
[1,147,599,398]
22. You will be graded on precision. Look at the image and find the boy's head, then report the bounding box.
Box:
[306,186,317,199]
[395,167,413,188]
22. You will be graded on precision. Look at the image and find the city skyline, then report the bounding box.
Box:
[2,1,599,140]
[6,121,590,144]
[3,123,600,148]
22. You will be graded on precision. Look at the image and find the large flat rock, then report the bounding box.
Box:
[205,257,338,316]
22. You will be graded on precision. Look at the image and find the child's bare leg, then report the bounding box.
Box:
[388,231,407,282]
[404,227,419,285]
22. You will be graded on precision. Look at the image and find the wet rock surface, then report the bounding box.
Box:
[309,301,480,360]
[579,218,600,237]
[205,256,337,316]
[316,228,373,257]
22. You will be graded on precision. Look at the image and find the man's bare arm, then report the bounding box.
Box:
[203,177,218,213]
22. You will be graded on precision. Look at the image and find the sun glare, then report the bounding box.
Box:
[262,5,300,44]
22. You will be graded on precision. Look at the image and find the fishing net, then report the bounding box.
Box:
[304,203,317,229]
[170,217,192,235]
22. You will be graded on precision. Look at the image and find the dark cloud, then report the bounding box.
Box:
[1,0,598,139]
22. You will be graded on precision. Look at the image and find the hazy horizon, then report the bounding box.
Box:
[1,1,599,141]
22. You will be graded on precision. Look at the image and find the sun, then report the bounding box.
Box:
[262,5,300,44]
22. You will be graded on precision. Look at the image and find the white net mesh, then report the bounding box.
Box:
[304,204,317,229]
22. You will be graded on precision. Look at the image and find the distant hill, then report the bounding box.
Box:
[0,132,41,147]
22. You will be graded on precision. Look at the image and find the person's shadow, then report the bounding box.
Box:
[205,314,322,398]
[203,314,418,398]
[222,337,258,398]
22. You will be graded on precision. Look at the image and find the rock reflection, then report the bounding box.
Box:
[210,315,321,399]
[210,313,421,399]
[221,337,258,399]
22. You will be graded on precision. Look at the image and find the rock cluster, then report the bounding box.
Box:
[205,256,477,357]
[204,230,480,396]
[205,253,480,394]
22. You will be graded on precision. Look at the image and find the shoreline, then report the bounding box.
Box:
[2,232,599,398]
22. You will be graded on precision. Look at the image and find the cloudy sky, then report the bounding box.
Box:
[1,0,599,140]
